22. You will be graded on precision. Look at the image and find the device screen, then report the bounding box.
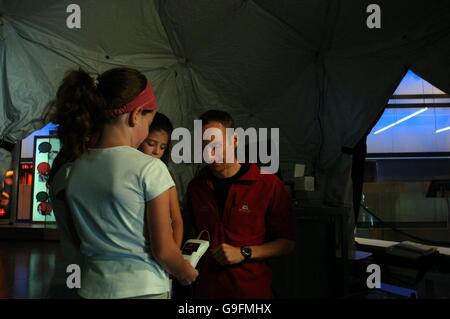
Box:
[182,242,200,256]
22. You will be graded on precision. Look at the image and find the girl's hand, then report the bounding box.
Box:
[177,261,199,286]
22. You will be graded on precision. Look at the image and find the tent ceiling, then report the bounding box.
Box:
[1,0,449,207]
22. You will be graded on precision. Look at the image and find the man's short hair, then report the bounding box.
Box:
[199,110,235,128]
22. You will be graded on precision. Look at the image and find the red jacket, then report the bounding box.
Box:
[186,164,295,299]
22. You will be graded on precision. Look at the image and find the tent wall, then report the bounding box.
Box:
[0,0,450,211]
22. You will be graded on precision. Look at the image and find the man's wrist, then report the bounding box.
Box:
[240,246,252,261]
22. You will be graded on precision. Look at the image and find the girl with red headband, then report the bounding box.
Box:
[46,68,197,299]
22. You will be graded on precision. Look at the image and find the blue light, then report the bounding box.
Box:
[374,108,428,135]
[436,126,450,134]
[368,107,450,154]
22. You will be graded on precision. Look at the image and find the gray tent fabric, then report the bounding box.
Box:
[0,149,11,178]
[1,0,450,212]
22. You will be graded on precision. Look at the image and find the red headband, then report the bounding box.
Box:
[104,81,157,117]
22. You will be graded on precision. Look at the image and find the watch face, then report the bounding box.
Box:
[242,247,252,258]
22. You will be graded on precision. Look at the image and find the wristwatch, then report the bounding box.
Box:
[240,246,252,260]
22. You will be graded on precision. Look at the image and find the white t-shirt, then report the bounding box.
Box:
[48,162,82,298]
[66,146,175,299]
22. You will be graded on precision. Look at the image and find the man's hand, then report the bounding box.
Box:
[211,243,245,265]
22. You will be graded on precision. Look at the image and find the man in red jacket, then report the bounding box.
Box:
[186,110,296,299]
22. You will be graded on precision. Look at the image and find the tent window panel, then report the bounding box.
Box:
[393,70,447,95]
[367,107,450,155]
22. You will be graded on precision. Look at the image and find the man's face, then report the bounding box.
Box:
[202,121,236,174]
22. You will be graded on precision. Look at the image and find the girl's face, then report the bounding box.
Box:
[130,109,156,149]
[140,130,170,159]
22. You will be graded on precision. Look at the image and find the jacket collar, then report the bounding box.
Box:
[199,163,261,184]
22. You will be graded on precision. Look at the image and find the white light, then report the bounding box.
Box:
[374,107,428,135]
[436,126,450,134]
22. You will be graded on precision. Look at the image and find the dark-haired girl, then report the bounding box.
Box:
[139,112,183,248]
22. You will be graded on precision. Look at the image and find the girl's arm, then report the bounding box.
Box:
[169,186,184,248]
[147,188,198,286]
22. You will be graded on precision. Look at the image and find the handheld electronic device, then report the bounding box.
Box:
[181,230,210,268]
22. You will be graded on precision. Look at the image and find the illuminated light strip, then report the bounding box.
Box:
[374,107,428,135]
[436,126,450,134]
